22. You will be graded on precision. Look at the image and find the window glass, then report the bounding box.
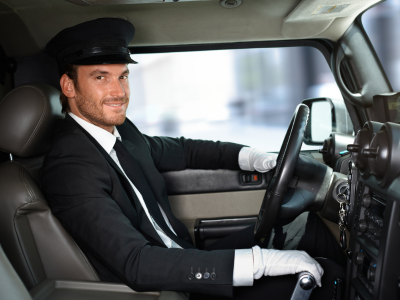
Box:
[127,47,341,152]
[363,0,400,92]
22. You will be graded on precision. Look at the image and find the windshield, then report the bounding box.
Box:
[363,0,400,92]
[363,0,400,123]
[127,47,341,152]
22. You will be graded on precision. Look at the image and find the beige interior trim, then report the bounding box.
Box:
[169,190,348,250]
[310,152,325,164]
[168,190,264,242]
[282,0,382,39]
[169,190,264,220]
[0,0,383,58]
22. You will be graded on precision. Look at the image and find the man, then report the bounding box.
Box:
[41,18,345,299]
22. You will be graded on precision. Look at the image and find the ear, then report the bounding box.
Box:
[60,74,76,98]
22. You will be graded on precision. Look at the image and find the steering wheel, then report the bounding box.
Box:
[254,104,310,243]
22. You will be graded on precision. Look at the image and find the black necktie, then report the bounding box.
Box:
[113,138,183,246]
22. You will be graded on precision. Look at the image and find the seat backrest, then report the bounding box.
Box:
[0,84,100,290]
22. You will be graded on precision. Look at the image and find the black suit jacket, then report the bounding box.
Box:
[41,114,244,297]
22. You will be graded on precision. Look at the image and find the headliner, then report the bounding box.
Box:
[0,0,382,58]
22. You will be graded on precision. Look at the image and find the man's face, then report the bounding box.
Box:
[68,64,130,131]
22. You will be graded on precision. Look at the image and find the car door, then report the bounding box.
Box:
[127,43,351,248]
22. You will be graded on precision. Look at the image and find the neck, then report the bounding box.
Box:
[69,110,114,134]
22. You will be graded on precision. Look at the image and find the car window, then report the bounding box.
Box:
[362,0,400,92]
[127,47,341,152]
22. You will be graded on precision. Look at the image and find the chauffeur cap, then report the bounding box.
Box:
[46,18,137,71]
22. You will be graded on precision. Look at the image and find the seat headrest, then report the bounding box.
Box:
[0,84,64,158]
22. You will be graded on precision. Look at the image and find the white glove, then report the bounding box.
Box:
[239,147,278,173]
[252,246,324,287]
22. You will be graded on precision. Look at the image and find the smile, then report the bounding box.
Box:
[104,103,125,107]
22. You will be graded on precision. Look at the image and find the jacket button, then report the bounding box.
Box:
[188,267,194,280]
[211,268,217,280]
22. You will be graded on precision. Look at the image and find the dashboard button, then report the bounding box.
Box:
[367,265,376,282]
[362,194,372,208]
[356,252,365,265]
[357,220,367,233]
[372,229,381,239]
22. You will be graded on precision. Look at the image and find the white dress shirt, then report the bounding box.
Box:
[69,112,254,287]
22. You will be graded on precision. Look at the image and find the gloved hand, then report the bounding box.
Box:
[252,246,324,287]
[239,147,278,173]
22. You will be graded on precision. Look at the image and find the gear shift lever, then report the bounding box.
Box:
[290,272,316,300]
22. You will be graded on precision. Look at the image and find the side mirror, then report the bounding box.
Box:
[302,97,353,145]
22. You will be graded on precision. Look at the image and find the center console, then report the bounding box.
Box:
[345,121,400,300]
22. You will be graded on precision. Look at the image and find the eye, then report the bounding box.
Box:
[96,76,104,80]
[120,75,129,80]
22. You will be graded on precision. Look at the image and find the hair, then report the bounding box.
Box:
[59,64,79,113]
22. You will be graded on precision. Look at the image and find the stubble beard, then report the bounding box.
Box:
[75,93,128,129]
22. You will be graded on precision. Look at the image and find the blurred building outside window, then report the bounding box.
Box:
[362,0,400,92]
[128,46,340,152]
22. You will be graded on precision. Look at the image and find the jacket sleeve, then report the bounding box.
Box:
[41,132,235,297]
[144,135,246,172]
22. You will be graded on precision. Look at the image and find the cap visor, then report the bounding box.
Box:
[72,54,138,65]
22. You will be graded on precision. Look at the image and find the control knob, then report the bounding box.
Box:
[357,220,367,233]
[371,228,381,239]
[361,194,377,209]
[356,252,365,265]
[361,194,371,208]
[367,265,376,282]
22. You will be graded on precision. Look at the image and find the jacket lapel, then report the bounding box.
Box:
[64,115,127,181]
[63,115,167,246]
[122,139,182,237]
[122,138,194,248]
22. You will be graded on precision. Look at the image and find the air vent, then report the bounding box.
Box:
[371,192,386,206]
[366,128,389,181]
[66,0,212,6]
[347,121,382,177]
[347,127,369,173]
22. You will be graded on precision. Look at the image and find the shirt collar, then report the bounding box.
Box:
[68,112,121,154]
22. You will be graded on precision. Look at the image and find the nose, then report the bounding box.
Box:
[109,78,126,98]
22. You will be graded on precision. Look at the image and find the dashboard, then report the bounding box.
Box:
[344,121,400,300]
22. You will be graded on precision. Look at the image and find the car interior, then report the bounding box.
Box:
[0,0,399,300]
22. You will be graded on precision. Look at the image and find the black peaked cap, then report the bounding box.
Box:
[46,18,137,71]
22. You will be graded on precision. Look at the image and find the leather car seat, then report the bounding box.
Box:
[0,84,100,290]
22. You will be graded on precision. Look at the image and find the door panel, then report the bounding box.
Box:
[161,169,270,195]
[168,190,264,244]
[163,153,328,247]
[195,216,257,250]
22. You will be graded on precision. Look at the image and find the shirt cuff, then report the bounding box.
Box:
[238,147,252,171]
[233,249,254,286]
[252,245,264,280]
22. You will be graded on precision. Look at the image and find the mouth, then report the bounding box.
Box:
[105,103,124,106]
[104,103,125,107]
[103,101,128,110]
